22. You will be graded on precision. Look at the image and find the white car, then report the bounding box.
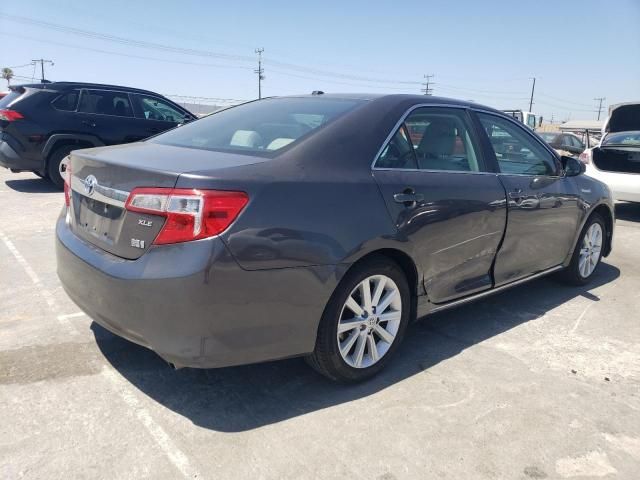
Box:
[580,102,640,203]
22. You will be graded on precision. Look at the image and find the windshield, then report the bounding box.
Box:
[539,133,559,142]
[603,131,640,146]
[151,97,363,155]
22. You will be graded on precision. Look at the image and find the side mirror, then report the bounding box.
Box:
[562,155,585,177]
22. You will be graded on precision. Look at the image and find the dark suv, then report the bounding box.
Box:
[0,82,195,187]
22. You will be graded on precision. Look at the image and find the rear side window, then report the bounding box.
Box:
[78,90,133,117]
[478,113,558,176]
[375,107,481,172]
[52,90,80,111]
[151,97,362,155]
[131,94,191,123]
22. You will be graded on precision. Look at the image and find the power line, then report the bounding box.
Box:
[594,97,606,120]
[421,74,434,95]
[255,48,265,99]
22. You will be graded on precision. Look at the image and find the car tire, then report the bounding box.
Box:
[47,146,74,189]
[560,213,606,286]
[307,256,410,383]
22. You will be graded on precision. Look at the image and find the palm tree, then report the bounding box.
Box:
[2,67,14,87]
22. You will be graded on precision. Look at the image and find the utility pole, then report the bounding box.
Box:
[528,77,536,111]
[594,97,606,121]
[31,59,54,82]
[421,74,434,95]
[254,48,265,99]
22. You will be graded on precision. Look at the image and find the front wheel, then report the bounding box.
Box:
[561,213,606,285]
[306,256,410,383]
[47,146,74,189]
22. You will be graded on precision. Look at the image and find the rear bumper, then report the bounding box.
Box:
[56,214,340,368]
[0,138,24,170]
[586,165,640,203]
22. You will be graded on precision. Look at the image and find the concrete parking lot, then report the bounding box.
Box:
[1,168,639,479]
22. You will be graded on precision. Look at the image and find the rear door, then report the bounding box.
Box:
[130,94,193,137]
[372,106,507,304]
[475,112,582,285]
[76,89,145,144]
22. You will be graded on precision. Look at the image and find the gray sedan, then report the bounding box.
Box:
[56,94,614,382]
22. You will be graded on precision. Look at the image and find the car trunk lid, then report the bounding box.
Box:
[604,103,640,133]
[68,142,267,259]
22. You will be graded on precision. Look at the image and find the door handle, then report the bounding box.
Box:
[508,188,523,200]
[82,120,96,127]
[393,188,424,206]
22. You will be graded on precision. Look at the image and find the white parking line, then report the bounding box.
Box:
[1,229,201,479]
[101,367,200,479]
[57,312,86,320]
[0,230,77,333]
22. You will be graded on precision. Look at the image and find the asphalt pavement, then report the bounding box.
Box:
[1,169,639,479]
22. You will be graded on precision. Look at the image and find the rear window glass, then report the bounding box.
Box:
[150,97,362,155]
[0,90,24,109]
[603,132,640,146]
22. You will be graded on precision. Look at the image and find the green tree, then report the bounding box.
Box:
[2,67,14,87]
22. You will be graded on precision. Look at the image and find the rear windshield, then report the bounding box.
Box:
[603,132,640,146]
[0,90,25,109]
[150,97,363,155]
[539,133,559,142]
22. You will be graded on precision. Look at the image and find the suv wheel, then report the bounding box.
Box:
[307,256,410,382]
[47,146,74,189]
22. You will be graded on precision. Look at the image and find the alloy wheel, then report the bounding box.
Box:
[337,275,402,369]
[579,223,603,278]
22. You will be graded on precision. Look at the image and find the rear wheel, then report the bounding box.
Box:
[561,213,606,285]
[47,146,74,189]
[307,256,410,382]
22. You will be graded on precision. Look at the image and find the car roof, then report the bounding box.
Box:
[270,93,503,113]
[14,81,163,96]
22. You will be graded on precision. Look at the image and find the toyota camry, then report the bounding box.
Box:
[56,94,614,382]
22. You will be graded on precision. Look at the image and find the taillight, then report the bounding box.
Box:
[125,187,249,245]
[0,109,24,121]
[579,150,591,164]
[62,158,72,207]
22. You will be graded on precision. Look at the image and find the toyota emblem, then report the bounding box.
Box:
[83,175,98,196]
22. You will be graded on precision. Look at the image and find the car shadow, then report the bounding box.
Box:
[5,178,61,193]
[93,262,620,433]
[615,202,640,222]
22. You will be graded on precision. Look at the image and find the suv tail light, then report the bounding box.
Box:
[579,150,591,164]
[0,109,24,122]
[125,187,249,245]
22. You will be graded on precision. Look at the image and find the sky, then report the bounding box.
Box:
[1,0,639,121]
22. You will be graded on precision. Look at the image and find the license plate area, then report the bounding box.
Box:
[75,194,125,245]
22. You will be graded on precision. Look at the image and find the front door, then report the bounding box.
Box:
[373,106,507,304]
[475,112,582,285]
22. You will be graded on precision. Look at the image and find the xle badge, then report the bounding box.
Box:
[138,218,153,227]
[131,238,145,249]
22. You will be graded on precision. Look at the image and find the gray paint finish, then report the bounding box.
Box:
[56,94,615,369]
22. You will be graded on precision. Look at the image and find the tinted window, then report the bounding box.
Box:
[478,113,558,176]
[52,90,79,111]
[570,136,584,149]
[151,97,361,154]
[561,135,573,147]
[131,95,191,123]
[539,132,560,144]
[376,108,480,172]
[78,90,133,117]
